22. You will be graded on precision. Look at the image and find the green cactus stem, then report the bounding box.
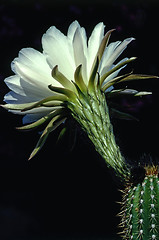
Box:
[119,165,159,240]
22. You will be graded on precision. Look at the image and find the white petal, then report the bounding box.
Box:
[99,38,135,75]
[42,26,75,80]
[11,48,60,98]
[107,38,134,66]
[4,48,63,105]
[4,90,39,104]
[99,41,121,74]
[22,113,46,124]
[22,107,60,124]
[67,20,81,41]
[7,106,57,125]
[12,48,55,84]
[103,58,129,84]
[72,27,88,82]
[4,91,22,103]
[5,75,26,96]
[105,85,114,93]
[87,22,105,75]
[4,75,46,102]
[68,21,90,82]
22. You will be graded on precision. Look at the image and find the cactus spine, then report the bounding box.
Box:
[120,166,159,240]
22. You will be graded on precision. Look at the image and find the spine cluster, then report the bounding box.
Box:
[120,167,159,240]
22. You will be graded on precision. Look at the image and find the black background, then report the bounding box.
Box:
[0,0,159,239]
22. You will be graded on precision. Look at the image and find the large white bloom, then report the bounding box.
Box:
[4,20,154,160]
[3,20,134,124]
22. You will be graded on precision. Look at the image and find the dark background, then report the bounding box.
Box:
[0,0,159,239]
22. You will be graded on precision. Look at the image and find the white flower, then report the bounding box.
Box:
[3,20,135,124]
[5,20,153,159]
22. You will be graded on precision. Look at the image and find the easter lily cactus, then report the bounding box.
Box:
[2,21,159,239]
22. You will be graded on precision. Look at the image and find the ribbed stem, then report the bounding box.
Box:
[120,166,159,240]
[68,88,129,178]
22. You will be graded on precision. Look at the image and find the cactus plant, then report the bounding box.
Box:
[119,165,159,240]
[2,21,159,239]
